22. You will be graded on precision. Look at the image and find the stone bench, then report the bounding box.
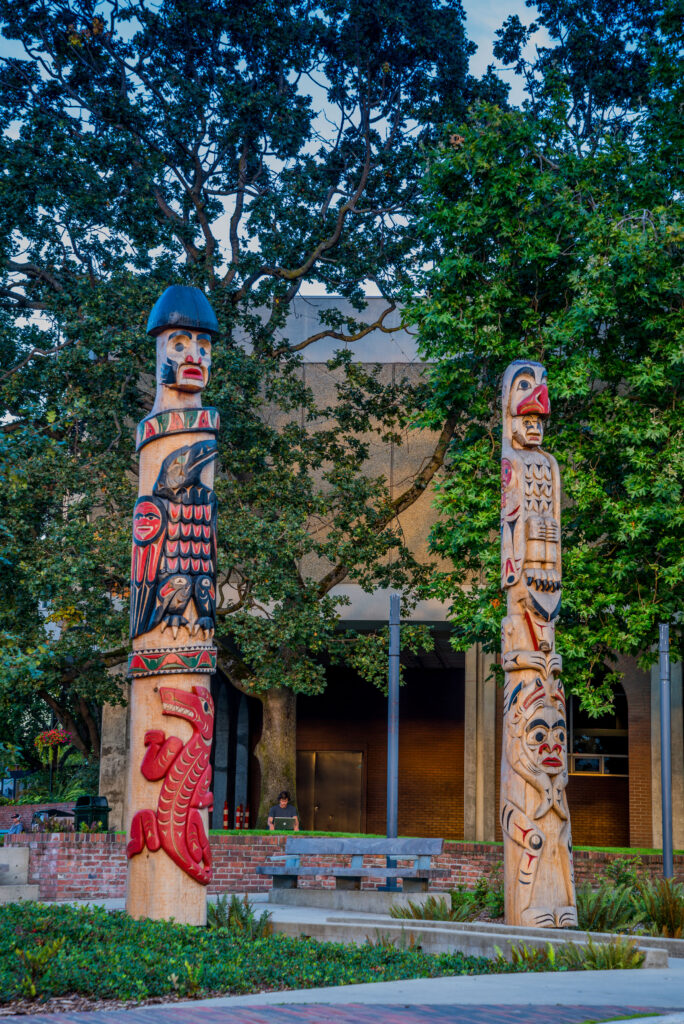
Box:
[256,836,444,892]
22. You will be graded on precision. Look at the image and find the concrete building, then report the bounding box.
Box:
[99,297,684,850]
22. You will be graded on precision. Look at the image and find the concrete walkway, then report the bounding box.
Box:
[1,997,683,1024]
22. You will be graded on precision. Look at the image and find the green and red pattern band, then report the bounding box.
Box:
[128,645,217,677]
[136,407,220,451]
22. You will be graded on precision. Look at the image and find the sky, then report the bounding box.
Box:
[463,0,549,104]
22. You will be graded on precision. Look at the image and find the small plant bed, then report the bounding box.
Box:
[391,856,684,940]
[1,900,576,1014]
[576,857,684,937]
[391,875,505,923]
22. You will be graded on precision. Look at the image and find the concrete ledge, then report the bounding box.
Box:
[271,916,668,968]
[0,848,29,884]
[0,884,40,903]
[327,914,684,961]
[269,889,432,912]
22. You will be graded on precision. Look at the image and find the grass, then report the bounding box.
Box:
[0,901,564,1006]
[208,829,390,837]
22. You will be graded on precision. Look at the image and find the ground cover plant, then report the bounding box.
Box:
[0,901,566,1006]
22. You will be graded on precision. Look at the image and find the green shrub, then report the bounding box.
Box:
[365,930,421,950]
[0,901,561,1004]
[207,895,272,938]
[575,881,644,933]
[557,935,645,971]
[601,855,644,889]
[499,936,645,972]
[495,941,557,971]
[390,895,475,922]
[391,881,507,923]
[473,871,505,919]
[639,878,684,938]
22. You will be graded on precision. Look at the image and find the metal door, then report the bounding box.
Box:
[296,750,363,832]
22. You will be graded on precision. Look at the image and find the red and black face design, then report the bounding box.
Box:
[132,498,166,545]
[522,711,567,775]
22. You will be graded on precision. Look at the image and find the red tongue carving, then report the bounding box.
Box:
[517,384,549,415]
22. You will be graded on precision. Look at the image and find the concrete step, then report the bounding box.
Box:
[0,884,40,904]
[0,848,29,885]
[269,889,432,913]
[271,915,668,968]
[326,912,684,962]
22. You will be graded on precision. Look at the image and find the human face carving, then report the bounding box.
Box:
[161,329,212,392]
[512,412,545,447]
[133,499,165,544]
[523,712,566,775]
[507,364,549,448]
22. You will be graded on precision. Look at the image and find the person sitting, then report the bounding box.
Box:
[267,790,299,831]
[7,813,24,834]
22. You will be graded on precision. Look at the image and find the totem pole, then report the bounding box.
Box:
[500,360,577,928]
[125,286,219,925]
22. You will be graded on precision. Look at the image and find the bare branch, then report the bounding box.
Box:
[0,286,47,311]
[231,106,375,303]
[6,260,63,292]
[275,303,400,355]
[1,338,71,381]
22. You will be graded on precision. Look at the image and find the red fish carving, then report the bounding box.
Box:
[127,685,214,885]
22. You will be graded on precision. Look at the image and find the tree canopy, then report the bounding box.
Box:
[412,0,683,709]
[0,0,497,802]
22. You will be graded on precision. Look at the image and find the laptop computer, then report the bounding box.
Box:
[273,816,297,830]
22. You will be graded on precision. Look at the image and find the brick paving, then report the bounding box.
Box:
[0,1003,672,1023]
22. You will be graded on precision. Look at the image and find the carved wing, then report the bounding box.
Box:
[209,491,218,572]
[130,496,167,638]
[501,451,525,587]
[547,451,562,576]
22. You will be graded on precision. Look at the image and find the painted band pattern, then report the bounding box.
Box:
[128,645,217,677]
[136,407,220,451]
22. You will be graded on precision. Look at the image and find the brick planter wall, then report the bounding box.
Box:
[5,832,683,902]
[0,802,75,831]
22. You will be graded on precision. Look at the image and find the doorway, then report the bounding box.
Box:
[296,750,364,832]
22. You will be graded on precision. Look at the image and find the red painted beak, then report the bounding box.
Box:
[516,384,549,415]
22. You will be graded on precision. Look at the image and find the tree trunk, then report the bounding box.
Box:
[253,687,297,828]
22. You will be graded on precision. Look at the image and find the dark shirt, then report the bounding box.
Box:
[268,803,298,822]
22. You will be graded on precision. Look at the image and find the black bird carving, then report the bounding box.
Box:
[130,440,218,639]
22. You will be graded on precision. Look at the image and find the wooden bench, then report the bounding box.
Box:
[256,837,444,892]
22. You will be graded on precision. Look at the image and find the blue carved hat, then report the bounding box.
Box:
[146,285,219,337]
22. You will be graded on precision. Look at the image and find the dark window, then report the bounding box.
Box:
[569,684,628,777]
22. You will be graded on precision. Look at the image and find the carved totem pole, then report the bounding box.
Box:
[125,286,219,925]
[500,360,577,928]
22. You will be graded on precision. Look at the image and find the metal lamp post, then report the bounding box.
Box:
[660,623,673,879]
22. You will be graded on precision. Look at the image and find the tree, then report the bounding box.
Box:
[0,0,499,818]
[411,0,683,710]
